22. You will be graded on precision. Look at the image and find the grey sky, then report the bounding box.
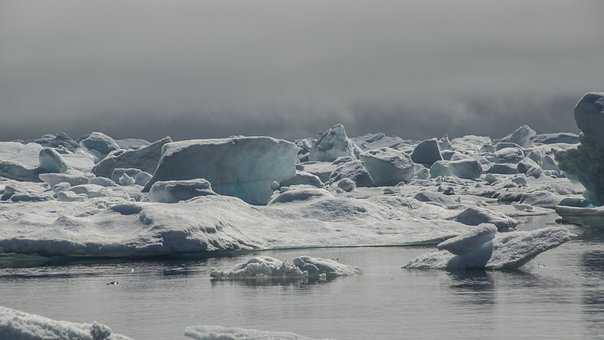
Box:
[1,0,603,141]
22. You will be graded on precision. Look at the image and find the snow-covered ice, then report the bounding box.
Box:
[0,306,132,340]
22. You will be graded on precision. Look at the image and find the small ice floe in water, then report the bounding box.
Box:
[403,225,575,271]
[210,256,359,281]
[0,306,133,340]
[185,325,330,340]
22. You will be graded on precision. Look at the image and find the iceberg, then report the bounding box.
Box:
[143,136,298,205]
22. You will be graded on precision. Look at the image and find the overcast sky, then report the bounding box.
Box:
[1,0,603,141]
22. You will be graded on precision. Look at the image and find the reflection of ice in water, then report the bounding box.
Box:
[581,250,604,339]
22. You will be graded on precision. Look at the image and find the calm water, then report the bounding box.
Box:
[1,219,603,339]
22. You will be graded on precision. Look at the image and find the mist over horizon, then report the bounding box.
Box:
[1,0,603,142]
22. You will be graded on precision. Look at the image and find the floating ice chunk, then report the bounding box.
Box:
[143,136,298,205]
[292,256,360,278]
[308,124,357,162]
[93,137,172,178]
[149,179,216,203]
[430,159,482,180]
[360,147,414,186]
[210,255,359,281]
[185,325,326,340]
[38,148,68,173]
[0,306,133,340]
[411,138,442,165]
[452,207,517,231]
[210,256,305,281]
[403,227,575,271]
[80,132,120,159]
[500,125,536,147]
[436,224,497,255]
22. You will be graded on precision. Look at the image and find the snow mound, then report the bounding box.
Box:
[185,325,326,340]
[0,306,132,340]
[403,227,575,271]
[143,136,298,205]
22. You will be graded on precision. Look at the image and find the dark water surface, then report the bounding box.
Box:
[0,227,603,339]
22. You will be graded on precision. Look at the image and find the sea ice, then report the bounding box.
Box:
[403,227,575,271]
[0,306,132,340]
[143,136,298,205]
[308,124,357,162]
[411,138,442,165]
[360,147,414,186]
[92,137,172,178]
[499,125,536,147]
[149,179,216,203]
[185,325,326,340]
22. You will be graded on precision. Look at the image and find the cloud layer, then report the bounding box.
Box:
[1,0,603,141]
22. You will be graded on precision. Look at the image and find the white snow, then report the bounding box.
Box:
[0,306,132,340]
